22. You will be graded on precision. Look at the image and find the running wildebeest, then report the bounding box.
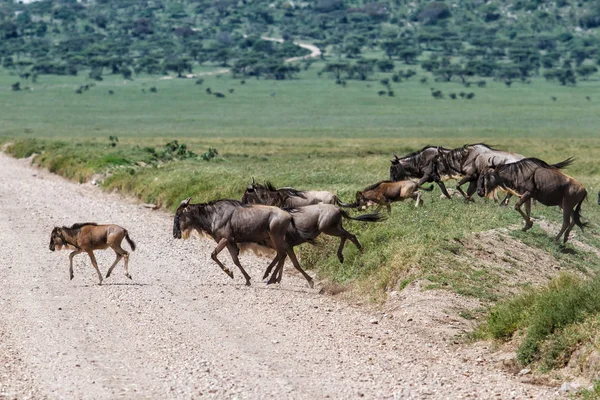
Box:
[347,180,432,212]
[49,223,136,285]
[173,197,313,286]
[477,157,586,243]
[389,146,455,199]
[242,178,351,208]
[242,185,384,285]
[440,143,525,202]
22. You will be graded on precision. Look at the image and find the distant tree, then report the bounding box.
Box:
[348,59,375,80]
[576,65,598,80]
[377,59,394,72]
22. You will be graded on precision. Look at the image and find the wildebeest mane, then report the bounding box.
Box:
[64,222,98,230]
[495,157,574,176]
[363,180,390,191]
[465,143,499,151]
[255,181,306,199]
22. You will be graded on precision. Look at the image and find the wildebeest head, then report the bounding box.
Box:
[173,197,192,239]
[49,227,64,251]
[390,154,408,181]
[477,168,501,198]
[355,191,377,210]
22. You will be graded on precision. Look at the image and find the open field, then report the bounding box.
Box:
[2,66,600,381]
[2,64,600,139]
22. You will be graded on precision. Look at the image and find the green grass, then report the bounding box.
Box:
[2,65,600,139]
[477,274,600,370]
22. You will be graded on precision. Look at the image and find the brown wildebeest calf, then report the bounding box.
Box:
[49,223,136,284]
[348,180,433,212]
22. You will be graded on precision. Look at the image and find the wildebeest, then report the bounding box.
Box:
[173,197,313,286]
[390,146,455,199]
[347,180,432,212]
[49,223,136,284]
[477,157,586,243]
[254,204,383,284]
[440,143,525,201]
[242,179,351,208]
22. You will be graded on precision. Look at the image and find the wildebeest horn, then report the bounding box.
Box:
[180,197,191,207]
[252,176,255,185]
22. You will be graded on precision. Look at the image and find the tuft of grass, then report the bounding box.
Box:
[479,273,600,368]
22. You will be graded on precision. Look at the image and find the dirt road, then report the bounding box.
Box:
[0,153,559,399]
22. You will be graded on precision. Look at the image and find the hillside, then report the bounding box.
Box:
[1,0,600,84]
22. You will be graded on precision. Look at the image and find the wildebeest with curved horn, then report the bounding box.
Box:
[346,180,432,212]
[49,223,136,284]
[173,197,314,287]
[242,178,352,208]
[440,143,525,201]
[390,146,455,199]
[477,157,586,243]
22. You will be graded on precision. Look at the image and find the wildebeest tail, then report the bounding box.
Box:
[334,196,357,208]
[552,157,574,169]
[125,231,136,251]
[573,190,588,231]
[419,184,434,191]
[339,209,386,222]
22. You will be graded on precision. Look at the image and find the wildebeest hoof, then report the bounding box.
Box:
[126,274,132,280]
[308,280,315,289]
[70,274,74,281]
[224,269,234,279]
[245,280,251,286]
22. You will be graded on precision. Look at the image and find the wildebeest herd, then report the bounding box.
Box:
[49,143,593,287]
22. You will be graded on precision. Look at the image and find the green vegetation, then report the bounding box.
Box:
[478,274,600,371]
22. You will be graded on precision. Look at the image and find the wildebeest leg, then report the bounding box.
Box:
[267,252,287,285]
[337,237,347,263]
[106,243,130,279]
[386,204,392,213]
[555,205,574,243]
[455,176,473,200]
[420,175,450,199]
[105,253,123,279]
[86,251,103,285]
[263,253,283,280]
[210,238,235,280]
[500,193,512,207]
[514,193,533,231]
[465,181,477,201]
[285,247,314,288]
[413,191,423,208]
[68,250,83,281]
[225,242,252,286]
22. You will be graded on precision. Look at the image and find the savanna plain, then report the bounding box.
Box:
[2,66,600,398]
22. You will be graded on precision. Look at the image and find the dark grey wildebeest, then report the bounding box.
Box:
[439,143,525,202]
[477,157,586,243]
[173,198,313,287]
[261,204,384,285]
[389,146,456,199]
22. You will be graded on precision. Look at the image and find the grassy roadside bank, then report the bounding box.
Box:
[3,135,600,378]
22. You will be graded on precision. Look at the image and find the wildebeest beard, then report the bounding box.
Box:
[173,213,182,239]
